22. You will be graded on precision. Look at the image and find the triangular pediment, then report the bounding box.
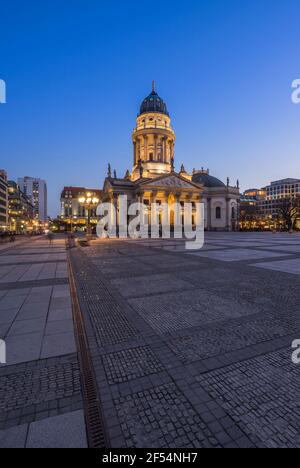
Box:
[103,177,134,191]
[140,173,202,190]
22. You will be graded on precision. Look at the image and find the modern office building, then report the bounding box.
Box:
[241,179,300,230]
[265,178,300,200]
[0,170,8,231]
[8,181,34,233]
[243,188,266,200]
[260,179,300,216]
[17,177,47,222]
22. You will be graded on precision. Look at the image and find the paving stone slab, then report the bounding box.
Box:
[0,424,28,448]
[26,410,87,448]
[16,302,49,321]
[252,258,300,276]
[0,323,11,338]
[50,296,72,309]
[45,319,74,336]
[8,318,46,337]
[0,295,27,311]
[5,288,31,297]
[0,309,19,326]
[5,332,44,365]
[40,332,76,359]
[188,248,291,262]
[0,278,68,291]
[47,307,73,322]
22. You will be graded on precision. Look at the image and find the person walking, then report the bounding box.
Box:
[67,231,76,248]
[47,232,54,246]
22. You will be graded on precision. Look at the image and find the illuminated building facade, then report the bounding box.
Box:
[241,179,300,230]
[18,177,48,222]
[101,85,240,231]
[59,187,102,231]
[8,181,34,233]
[0,170,8,231]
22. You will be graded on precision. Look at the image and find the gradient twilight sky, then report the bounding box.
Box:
[1,0,300,217]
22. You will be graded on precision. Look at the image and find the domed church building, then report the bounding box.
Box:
[101,84,240,231]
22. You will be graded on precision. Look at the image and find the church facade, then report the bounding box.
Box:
[101,85,240,232]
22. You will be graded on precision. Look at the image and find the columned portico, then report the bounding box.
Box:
[226,198,231,231]
[207,198,212,231]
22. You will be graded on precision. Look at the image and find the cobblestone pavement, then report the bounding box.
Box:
[0,237,87,448]
[0,354,82,430]
[1,232,300,448]
[196,349,300,448]
[69,232,300,448]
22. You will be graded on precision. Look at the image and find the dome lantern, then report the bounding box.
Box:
[139,83,169,116]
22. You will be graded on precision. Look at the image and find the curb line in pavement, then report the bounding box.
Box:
[67,248,110,449]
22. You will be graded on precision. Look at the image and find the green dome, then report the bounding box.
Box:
[192,173,226,188]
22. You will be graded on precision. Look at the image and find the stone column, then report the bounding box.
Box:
[144,136,148,161]
[163,137,167,163]
[161,191,170,238]
[138,191,144,205]
[109,193,118,238]
[150,191,157,206]
[169,141,174,161]
[137,138,141,162]
[194,196,202,227]
[186,195,193,225]
[150,191,158,238]
[154,135,158,161]
[133,140,137,165]
[236,200,240,231]
[167,140,172,163]
[207,198,211,231]
[173,193,182,238]
[118,194,128,238]
[226,198,231,231]
[157,136,162,161]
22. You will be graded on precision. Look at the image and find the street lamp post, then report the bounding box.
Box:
[78,192,100,240]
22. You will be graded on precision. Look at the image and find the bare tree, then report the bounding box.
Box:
[276,197,300,231]
[240,203,259,230]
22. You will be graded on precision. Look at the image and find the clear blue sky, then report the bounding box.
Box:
[1,0,300,217]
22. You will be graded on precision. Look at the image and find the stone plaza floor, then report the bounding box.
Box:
[0,237,86,448]
[0,232,300,448]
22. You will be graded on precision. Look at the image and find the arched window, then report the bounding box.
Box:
[149,153,154,161]
[216,207,221,219]
[231,207,235,219]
